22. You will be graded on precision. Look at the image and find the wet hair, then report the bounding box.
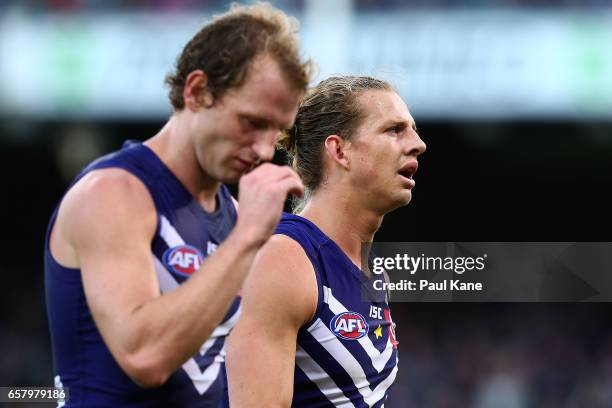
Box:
[165,2,313,110]
[278,75,393,212]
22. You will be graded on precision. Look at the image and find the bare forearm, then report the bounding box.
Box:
[122,229,259,377]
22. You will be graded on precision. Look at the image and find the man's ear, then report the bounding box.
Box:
[324,135,350,170]
[183,70,214,110]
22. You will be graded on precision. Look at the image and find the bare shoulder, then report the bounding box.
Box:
[56,168,157,253]
[242,234,318,328]
[69,167,152,207]
[256,234,312,273]
[250,234,314,288]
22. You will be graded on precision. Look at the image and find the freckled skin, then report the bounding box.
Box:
[346,90,426,215]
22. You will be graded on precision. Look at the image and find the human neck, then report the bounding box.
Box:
[144,115,220,212]
[300,188,383,269]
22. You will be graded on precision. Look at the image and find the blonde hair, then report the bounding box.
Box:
[165,2,314,109]
[279,76,393,212]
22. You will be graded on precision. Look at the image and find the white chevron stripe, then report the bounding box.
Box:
[154,215,185,293]
[153,256,179,293]
[197,306,240,356]
[323,286,394,373]
[365,364,398,406]
[159,215,185,247]
[152,215,239,392]
[296,345,357,408]
[307,318,371,391]
[182,358,222,395]
[305,316,396,407]
[210,305,241,338]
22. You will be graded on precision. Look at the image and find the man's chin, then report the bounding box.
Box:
[374,192,412,216]
[404,190,413,203]
[220,174,242,184]
[217,167,245,184]
[387,191,413,212]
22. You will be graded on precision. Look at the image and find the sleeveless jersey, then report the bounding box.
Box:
[275,213,399,408]
[44,140,240,407]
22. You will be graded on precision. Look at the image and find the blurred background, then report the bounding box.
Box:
[1,0,612,407]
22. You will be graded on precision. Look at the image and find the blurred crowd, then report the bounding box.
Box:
[1,0,611,407]
[4,290,612,408]
[0,0,303,12]
[387,303,612,408]
[2,0,612,12]
[355,0,612,9]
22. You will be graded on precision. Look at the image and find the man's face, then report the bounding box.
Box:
[347,89,426,214]
[191,56,302,183]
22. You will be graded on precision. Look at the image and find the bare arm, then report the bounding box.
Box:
[226,234,318,407]
[51,164,303,387]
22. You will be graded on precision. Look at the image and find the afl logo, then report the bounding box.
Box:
[330,312,369,340]
[163,245,204,277]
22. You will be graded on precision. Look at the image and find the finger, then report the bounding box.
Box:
[267,165,300,182]
[274,177,304,199]
[244,162,278,180]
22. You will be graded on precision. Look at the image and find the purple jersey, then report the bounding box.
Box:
[45,140,240,407]
[275,214,399,408]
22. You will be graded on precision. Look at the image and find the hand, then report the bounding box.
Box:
[234,163,304,248]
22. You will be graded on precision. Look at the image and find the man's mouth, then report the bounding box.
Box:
[398,161,418,187]
[398,169,414,179]
[236,157,255,171]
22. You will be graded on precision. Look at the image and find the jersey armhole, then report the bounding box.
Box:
[273,230,324,331]
[95,162,161,243]
[303,257,323,330]
[46,164,161,270]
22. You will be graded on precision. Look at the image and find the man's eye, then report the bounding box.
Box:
[386,126,401,134]
[244,118,269,131]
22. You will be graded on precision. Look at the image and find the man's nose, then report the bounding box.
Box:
[407,133,426,156]
[251,130,278,162]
